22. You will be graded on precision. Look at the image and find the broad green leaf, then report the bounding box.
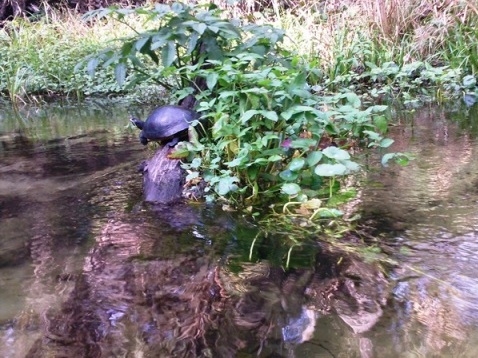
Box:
[162,41,176,67]
[192,22,207,35]
[316,208,343,218]
[167,143,189,159]
[379,138,394,148]
[268,155,283,162]
[463,75,476,88]
[206,72,219,90]
[135,36,150,51]
[374,115,388,134]
[240,110,259,123]
[289,158,305,171]
[185,171,199,181]
[259,110,278,122]
[186,32,199,55]
[381,153,396,166]
[279,170,299,181]
[217,176,239,196]
[290,138,316,149]
[343,160,360,172]
[114,62,127,86]
[86,58,99,76]
[363,130,382,141]
[191,157,202,169]
[306,151,323,166]
[345,92,361,108]
[315,163,347,177]
[322,146,350,160]
[281,183,301,196]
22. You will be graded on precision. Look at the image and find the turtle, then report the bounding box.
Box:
[130,105,199,146]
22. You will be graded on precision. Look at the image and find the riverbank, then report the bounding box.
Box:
[0,1,477,104]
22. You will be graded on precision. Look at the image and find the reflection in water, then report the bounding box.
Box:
[1,102,478,357]
[362,105,478,357]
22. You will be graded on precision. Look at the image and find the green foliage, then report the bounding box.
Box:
[79,3,394,209]
[79,3,285,93]
[178,56,389,206]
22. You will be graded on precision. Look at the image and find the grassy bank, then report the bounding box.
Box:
[1,0,477,104]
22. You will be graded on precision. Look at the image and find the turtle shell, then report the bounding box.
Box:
[141,105,199,142]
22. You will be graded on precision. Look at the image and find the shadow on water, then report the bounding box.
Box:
[1,100,478,357]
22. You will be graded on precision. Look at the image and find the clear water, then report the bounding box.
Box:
[0,100,477,357]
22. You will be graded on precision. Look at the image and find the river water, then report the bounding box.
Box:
[0,100,477,357]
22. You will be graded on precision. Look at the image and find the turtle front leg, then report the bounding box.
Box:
[139,132,149,145]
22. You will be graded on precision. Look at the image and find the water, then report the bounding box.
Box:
[0,100,478,357]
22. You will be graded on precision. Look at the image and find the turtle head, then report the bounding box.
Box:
[130,117,144,130]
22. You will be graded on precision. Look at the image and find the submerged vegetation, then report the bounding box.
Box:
[1,0,478,218]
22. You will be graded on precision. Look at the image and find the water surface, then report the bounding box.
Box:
[0,100,477,357]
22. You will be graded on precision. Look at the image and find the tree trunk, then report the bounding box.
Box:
[141,145,185,204]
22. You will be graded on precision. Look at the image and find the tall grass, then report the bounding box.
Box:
[1,0,477,102]
[0,3,148,103]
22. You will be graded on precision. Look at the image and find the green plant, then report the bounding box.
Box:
[79,3,394,209]
[177,55,391,206]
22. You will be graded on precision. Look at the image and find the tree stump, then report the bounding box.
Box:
[141,145,185,203]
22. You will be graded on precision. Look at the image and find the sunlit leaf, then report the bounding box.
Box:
[268,155,282,162]
[191,157,202,169]
[315,163,347,176]
[281,183,301,196]
[322,146,350,160]
[289,158,305,171]
[379,138,394,148]
[240,110,259,123]
[192,22,207,35]
[259,110,278,121]
[217,176,239,196]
